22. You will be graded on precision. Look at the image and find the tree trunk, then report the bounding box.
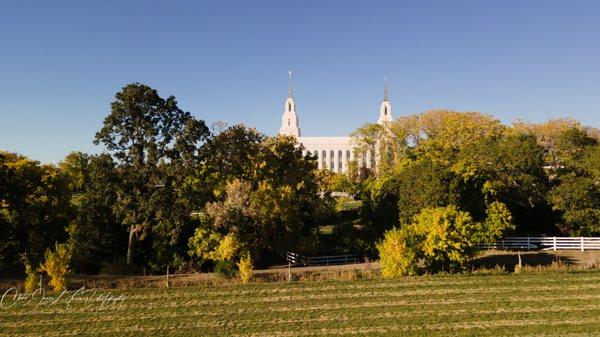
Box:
[127,224,136,265]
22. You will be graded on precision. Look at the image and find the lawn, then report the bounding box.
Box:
[2,270,600,336]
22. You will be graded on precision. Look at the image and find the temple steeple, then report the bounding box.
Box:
[288,70,293,98]
[279,71,301,137]
[378,76,393,125]
[383,76,389,101]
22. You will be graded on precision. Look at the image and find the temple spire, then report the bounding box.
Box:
[280,71,300,137]
[378,76,393,125]
[288,70,293,98]
[383,76,389,102]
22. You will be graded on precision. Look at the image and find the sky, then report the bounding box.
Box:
[1,1,599,163]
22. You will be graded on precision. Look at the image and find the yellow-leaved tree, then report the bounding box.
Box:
[22,256,41,293]
[41,242,73,292]
[237,251,253,284]
[378,203,514,277]
[376,227,419,278]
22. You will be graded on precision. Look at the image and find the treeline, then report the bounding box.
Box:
[2,84,600,281]
[1,83,333,282]
[340,111,600,259]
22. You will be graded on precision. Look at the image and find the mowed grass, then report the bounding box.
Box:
[3,270,600,337]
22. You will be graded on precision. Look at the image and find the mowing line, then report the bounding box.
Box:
[4,303,600,330]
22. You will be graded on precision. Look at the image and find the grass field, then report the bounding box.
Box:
[2,270,600,336]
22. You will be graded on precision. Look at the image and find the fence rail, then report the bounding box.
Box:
[476,236,600,251]
[286,252,360,266]
[285,237,600,266]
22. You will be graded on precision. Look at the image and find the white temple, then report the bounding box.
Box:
[279,72,393,172]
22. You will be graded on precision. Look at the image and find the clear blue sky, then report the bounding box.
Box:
[1,1,599,163]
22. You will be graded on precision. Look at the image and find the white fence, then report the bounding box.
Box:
[477,236,600,251]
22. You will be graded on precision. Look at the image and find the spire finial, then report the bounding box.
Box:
[288,70,293,98]
[383,76,389,102]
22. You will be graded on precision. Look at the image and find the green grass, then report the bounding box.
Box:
[3,270,600,336]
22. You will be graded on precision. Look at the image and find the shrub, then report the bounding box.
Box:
[480,201,515,243]
[413,206,479,273]
[188,227,222,262]
[377,227,419,278]
[210,233,241,261]
[22,256,40,293]
[378,205,487,276]
[40,242,73,292]
[188,228,242,263]
[237,251,253,284]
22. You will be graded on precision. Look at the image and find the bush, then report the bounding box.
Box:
[41,242,73,292]
[237,251,253,284]
[214,260,238,279]
[412,206,479,273]
[378,205,491,276]
[377,227,419,278]
[22,256,40,293]
[480,201,515,243]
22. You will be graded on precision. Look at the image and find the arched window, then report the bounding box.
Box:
[384,106,387,115]
[288,119,290,126]
[288,102,292,111]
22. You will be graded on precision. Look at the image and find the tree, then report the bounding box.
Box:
[550,144,600,236]
[40,242,73,292]
[377,227,419,278]
[189,124,264,201]
[512,118,599,168]
[393,159,458,224]
[452,133,551,233]
[59,152,125,273]
[550,173,600,236]
[350,123,382,173]
[553,127,598,168]
[188,128,329,263]
[407,110,506,164]
[378,203,513,277]
[0,152,71,272]
[412,206,480,273]
[237,251,253,284]
[94,83,209,266]
[478,201,515,243]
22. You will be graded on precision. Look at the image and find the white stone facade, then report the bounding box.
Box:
[279,73,392,172]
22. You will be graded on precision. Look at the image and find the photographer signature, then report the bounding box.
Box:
[1,287,126,311]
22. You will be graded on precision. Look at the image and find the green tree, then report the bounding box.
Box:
[350,123,382,174]
[59,152,126,273]
[94,83,209,266]
[511,118,598,168]
[192,124,264,198]
[553,127,598,168]
[550,173,600,236]
[0,152,71,272]
[188,128,329,262]
[452,133,551,233]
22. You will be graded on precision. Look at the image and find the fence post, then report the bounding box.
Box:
[581,237,585,252]
[166,265,170,288]
[553,236,557,251]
